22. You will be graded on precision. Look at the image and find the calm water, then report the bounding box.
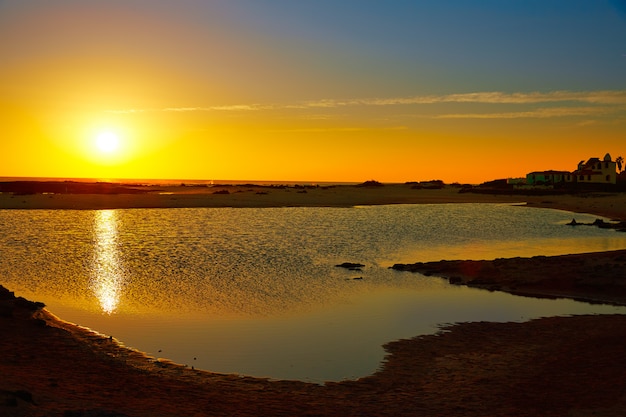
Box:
[1,204,626,383]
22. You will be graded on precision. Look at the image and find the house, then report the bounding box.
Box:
[526,170,572,186]
[525,153,617,186]
[572,153,617,184]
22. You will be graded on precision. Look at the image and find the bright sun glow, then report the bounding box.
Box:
[95,131,120,154]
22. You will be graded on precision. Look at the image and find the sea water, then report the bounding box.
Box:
[1,204,625,383]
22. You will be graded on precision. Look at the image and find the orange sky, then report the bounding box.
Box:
[1,1,625,184]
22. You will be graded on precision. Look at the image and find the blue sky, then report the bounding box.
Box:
[217,0,626,95]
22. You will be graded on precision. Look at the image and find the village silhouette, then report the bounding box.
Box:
[468,152,626,194]
[0,152,624,197]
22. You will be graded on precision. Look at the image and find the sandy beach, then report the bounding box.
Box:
[2,183,626,416]
[2,181,626,219]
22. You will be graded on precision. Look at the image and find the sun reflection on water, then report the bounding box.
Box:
[92,210,124,314]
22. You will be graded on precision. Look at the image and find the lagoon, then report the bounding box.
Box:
[1,204,625,383]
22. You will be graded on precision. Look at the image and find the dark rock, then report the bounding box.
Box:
[468,278,495,286]
[448,276,463,285]
[335,262,365,269]
[593,219,614,229]
[355,180,383,187]
[14,296,45,311]
[0,286,15,300]
[566,218,625,230]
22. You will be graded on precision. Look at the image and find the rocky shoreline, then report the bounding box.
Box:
[392,249,626,306]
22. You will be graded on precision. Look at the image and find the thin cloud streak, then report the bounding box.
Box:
[264,126,409,133]
[307,90,626,107]
[430,106,626,119]
[108,104,278,114]
[108,90,626,115]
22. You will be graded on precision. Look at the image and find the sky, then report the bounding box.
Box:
[1,0,625,184]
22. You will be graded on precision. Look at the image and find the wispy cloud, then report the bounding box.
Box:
[431,106,625,119]
[264,126,409,133]
[304,90,626,107]
[108,104,277,114]
[206,104,277,111]
[108,90,626,117]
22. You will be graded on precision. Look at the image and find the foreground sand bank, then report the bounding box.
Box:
[393,249,626,305]
[2,185,626,416]
[2,279,626,417]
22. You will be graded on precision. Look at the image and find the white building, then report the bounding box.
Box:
[572,153,617,184]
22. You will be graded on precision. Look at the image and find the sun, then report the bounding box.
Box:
[95,131,120,154]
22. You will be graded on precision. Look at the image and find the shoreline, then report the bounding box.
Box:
[2,185,626,415]
[392,249,626,306]
[3,282,626,416]
[2,182,626,221]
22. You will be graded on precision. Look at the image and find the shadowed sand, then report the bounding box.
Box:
[2,184,626,416]
[2,182,626,221]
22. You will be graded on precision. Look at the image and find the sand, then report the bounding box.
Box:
[3,182,626,221]
[2,183,626,416]
[392,249,626,306]
[0,183,515,210]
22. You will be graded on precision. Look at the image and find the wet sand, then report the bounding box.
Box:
[392,249,626,306]
[2,182,626,221]
[0,183,516,209]
[2,184,626,416]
